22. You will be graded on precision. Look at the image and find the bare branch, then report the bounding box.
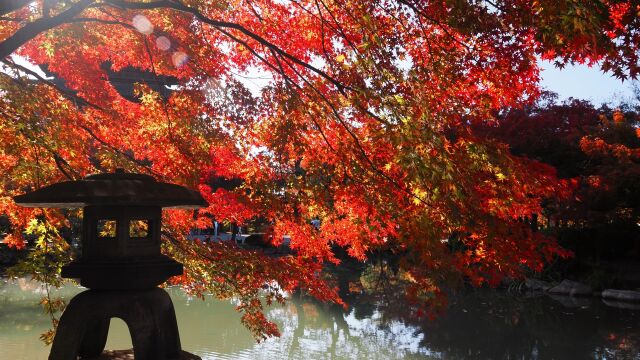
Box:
[102,0,351,94]
[1,59,165,178]
[0,0,95,59]
[0,0,31,17]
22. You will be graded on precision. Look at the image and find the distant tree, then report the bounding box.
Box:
[1,0,639,338]
[478,94,640,284]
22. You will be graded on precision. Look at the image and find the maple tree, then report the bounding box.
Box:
[0,0,639,339]
[478,93,640,285]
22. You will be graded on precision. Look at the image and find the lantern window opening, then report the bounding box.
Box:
[97,219,117,238]
[129,219,150,239]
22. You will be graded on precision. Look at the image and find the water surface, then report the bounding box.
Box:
[1,278,639,359]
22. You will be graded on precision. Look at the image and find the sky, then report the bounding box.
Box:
[10,55,637,106]
[233,60,639,104]
[539,60,637,105]
[235,60,639,105]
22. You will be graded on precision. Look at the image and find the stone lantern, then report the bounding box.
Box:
[14,169,206,360]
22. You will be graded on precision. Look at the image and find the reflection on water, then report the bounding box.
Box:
[420,292,640,360]
[1,277,639,359]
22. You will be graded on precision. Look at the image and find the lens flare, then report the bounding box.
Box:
[132,15,153,35]
[156,36,171,51]
[172,51,189,68]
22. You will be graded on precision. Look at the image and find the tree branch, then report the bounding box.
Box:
[0,0,352,95]
[103,0,351,94]
[0,59,165,178]
[0,0,31,17]
[0,0,95,59]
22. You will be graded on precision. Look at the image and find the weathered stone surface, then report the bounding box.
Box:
[500,277,516,287]
[524,279,553,291]
[50,289,184,360]
[61,255,183,290]
[82,349,201,360]
[547,294,592,308]
[603,299,640,310]
[602,289,640,302]
[13,170,207,208]
[548,280,592,296]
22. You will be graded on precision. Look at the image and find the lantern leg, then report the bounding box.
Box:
[49,291,94,360]
[78,318,110,358]
[124,289,183,360]
[49,289,189,360]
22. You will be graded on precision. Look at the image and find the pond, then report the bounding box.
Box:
[1,277,639,359]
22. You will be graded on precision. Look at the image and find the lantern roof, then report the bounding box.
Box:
[13,169,207,209]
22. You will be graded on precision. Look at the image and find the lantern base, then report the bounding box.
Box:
[61,255,183,290]
[82,349,201,359]
[49,288,195,360]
